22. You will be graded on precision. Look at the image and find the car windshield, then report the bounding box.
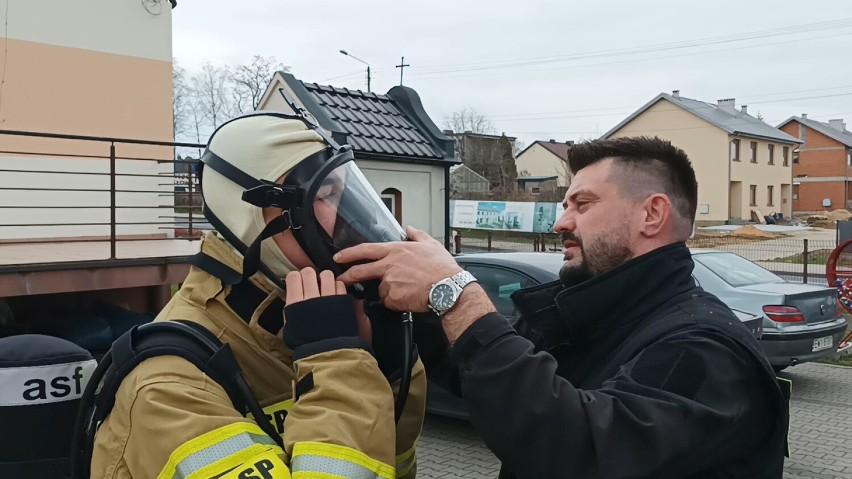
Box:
[693,252,785,287]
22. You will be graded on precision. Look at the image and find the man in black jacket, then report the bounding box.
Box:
[336,136,789,478]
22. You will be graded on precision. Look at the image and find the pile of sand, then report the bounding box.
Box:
[827,209,852,221]
[804,210,852,229]
[729,225,776,239]
[811,220,837,229]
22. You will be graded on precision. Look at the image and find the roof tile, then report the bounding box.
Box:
[350,108,371,124]
[296,79,446,160]
[348,136,369,151]
[396,140,418,156]
[385,127,405,142]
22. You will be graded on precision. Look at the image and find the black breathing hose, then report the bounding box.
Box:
[69,351,114,479]
[395,312,414,423]
[350,276,415,425]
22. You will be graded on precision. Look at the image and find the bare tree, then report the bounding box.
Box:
[444,107,496,134]
[172,59,191,140]
[188,96,206,158]
[492,134,518,198]
[229,55,287,112]
[192,62,231,130]
[455,132,519,200]
[175,55,291,153]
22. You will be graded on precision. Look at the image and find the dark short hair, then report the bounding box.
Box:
[566,136,698,225]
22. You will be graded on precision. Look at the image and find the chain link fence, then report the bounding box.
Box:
[452,229,836,286]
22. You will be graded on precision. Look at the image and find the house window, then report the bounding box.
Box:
[793,184,799,200]
[380,188,403,224]
[730,139,740,162]
[749,142,757,163]
[531,187,541,194]
[767,185,774,206]
[783,146,789,166]
[749,185,757,206]
[847,149,851,166]
[793,149,799,164]
[768,144,774,165]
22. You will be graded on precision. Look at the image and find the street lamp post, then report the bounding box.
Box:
[339,49,371,93]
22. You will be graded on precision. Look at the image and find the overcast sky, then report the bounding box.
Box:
[173,0,852,147]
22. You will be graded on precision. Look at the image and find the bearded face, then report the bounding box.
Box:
[558,218,632,286]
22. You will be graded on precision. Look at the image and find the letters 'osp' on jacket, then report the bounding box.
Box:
[91,232,426,479]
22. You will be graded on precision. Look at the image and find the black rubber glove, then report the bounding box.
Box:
[284,295,371,360]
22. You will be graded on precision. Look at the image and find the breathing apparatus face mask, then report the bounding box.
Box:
[283,150,406,274]
[200,111,414,424]
[199,111,406,291]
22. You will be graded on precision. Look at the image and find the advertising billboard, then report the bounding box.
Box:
[450,200,560,234]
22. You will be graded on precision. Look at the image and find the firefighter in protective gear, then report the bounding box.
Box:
[91,113,427,479]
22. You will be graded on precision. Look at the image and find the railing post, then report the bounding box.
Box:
[110,142,117,259]
[802,238,809,284]
[187,162,195,239]
[487,231,492,252]
[454,231,462,255]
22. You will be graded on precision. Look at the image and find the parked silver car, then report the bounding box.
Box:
[690,250,847,370]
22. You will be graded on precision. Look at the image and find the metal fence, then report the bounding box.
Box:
[452,229,836,285]
[0,129,209,267]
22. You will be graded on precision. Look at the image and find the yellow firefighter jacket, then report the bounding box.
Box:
[91,233,426,479]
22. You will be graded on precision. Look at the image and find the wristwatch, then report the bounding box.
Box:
[428,271,478,316]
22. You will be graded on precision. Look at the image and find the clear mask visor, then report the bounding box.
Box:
[312,161,406,251]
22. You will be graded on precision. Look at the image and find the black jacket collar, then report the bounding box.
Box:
[512,243,695,346]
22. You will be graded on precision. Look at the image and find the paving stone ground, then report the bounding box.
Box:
[418,362,852,478]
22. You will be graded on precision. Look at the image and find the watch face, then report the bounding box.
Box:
[430,283,456,311]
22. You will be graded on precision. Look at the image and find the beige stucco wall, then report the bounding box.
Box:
[0,39,173,141]
[516,144,570,187]
[1,0,173,140]
[607,100,730,223]
[0,0,174,241]
[4,0,173,61]
[729,136,793,220]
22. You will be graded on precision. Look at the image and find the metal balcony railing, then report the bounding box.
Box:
[0,129,209,267]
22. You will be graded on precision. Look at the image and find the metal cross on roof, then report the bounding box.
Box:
[395,56,410,86]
